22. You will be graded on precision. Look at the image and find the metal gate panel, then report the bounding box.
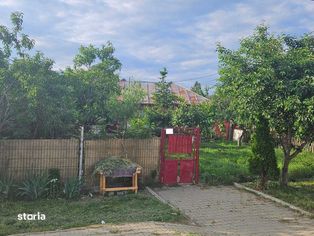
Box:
[168,135,192,154]
[163,160,178,184]
[179,159,194,183]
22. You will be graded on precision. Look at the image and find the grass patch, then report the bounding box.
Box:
[0,192,185,236]
[245,180,314,213]
[200,140,253,185]
[200,140,314,185]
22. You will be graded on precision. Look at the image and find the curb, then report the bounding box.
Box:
[234,182,313,218]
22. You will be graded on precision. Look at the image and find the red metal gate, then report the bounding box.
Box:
[160,127,200,185]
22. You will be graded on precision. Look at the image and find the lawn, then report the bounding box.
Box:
[246,181,314,213]
[0,192,185,236]
[200,140,253,185]
[200,140,314,185]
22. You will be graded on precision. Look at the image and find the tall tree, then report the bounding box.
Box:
[0,12,34,137]
[65,42,121,130]
[146,68,177,134]
[216,25,314,186]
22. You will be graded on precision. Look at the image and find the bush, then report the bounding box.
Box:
[126,115,153,138]
[0,175,15,199]
[17,173,49,200]
[63,177,81,200]
[249,116,279,189]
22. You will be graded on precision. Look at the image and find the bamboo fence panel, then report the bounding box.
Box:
[84,138,160,186]
[0,139,79,181]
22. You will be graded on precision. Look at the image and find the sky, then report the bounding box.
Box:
[0,0,313,92]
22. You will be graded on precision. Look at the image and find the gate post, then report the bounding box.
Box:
[194,128,200,184]
[159,129,166,183]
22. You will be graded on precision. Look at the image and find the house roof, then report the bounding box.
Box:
[119,80,208,105]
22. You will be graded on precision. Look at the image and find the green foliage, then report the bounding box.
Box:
[108,82,145,137]
[125,114,153,138]
[63,177,81,200]
[146,68,177,134]
[172,101,215,139]
[0,11,34,59]
[93,156,138,176]
[64,42,121,130]
[246,180,314,213]
[249,116,279,188]
[17,173,49,200]
[191,81,206,97]
[0,175,15,199]
[0,12,35,137]
[47,168,61,199]
[216,25,314,185]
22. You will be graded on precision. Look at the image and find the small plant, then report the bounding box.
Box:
[0,175,15,199]
[64,177,81,200]
[48,168,61,198]
[18,173,49,200]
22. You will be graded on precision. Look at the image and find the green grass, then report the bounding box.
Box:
[246,180,314,213]
[200,140,253,185]
[0,193,185,236]
[200,140,314,185]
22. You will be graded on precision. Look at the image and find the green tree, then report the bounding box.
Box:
[65,42,121,130]
[172,101,215,139]
[146,68,177,134]
[249,115,279,189]
[8,53,76,138]
[216,25,314,186]
[108,82,145,137]
[191,81,205,97]
[0,11,35,137]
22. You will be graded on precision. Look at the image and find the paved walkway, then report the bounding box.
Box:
[154,185,314,236]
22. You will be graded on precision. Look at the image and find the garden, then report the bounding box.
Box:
[200,140,314,213]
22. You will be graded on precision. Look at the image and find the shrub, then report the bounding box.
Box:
[18,173,49,200]
[249,115,279,189]
[126,115,153,138]
[64,177,81,200]
[0,175,15,199]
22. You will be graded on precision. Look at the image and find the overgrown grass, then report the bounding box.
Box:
[200,140,314,185]
[246,180,314,213]
[0,193,185,236]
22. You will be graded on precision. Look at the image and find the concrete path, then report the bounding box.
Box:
[154,185,314,236]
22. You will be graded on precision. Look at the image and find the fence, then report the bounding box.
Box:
[0,139,79,181]
[84,138,160,186]
[0,138,161,187]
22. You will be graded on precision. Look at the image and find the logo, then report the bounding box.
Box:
[17,212,46,221]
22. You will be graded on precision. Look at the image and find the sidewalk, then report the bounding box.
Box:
[153,185,314,236]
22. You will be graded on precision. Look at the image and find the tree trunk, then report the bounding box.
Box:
[280,155,290,187]
[259,170,268,190]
